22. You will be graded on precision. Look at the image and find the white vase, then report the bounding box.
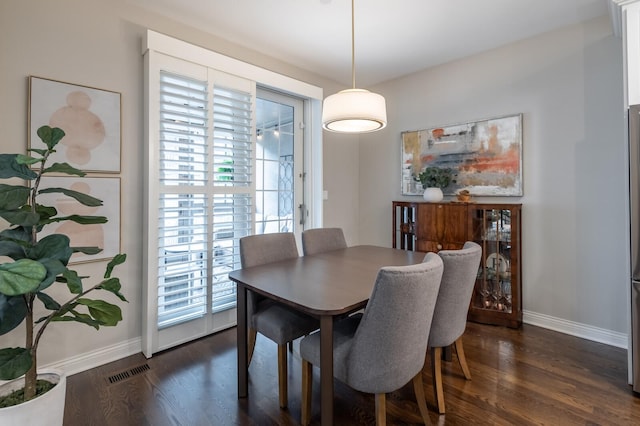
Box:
[0,369,66,426]
[423,187,444,202]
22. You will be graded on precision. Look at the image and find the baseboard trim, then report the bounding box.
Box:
[36,312,630,377]
[42,337,142,377]
[523,310,628,349]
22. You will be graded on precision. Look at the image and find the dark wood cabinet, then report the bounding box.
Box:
[393,201,522,328]
[415,203,468,252]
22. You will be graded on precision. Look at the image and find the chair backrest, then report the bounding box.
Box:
[301,227,347,256]
[239,233,299,316]
[343,253,444,394]
[428,241,482,348]
[239,232,299,268]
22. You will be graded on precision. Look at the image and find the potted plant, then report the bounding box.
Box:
[414,166,455,202]
[0,125,127,425]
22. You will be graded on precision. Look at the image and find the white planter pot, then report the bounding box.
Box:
[0,369,66,426]
[423,187,444,202]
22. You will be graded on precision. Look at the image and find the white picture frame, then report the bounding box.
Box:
[28,76,122,173]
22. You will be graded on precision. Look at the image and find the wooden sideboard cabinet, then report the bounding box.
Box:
[392,201,522,328]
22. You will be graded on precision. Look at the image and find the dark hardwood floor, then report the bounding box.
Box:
[63,322,640,425]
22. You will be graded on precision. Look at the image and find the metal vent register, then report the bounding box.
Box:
[106,364,150,384]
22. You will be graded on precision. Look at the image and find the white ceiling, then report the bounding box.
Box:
[129,0,610,87]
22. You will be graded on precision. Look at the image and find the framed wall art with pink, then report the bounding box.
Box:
[28,76,122,173]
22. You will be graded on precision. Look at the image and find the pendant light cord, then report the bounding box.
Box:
[351,0,356,89]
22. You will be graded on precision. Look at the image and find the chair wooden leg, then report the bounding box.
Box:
[430,347,446,414]
[301,359,312,425]
[454,337,472,380]
[375,393,386,426]
[277,344,288,408]
[247,327,257,365]
[412,372,432,425]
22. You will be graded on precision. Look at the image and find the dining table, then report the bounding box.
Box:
[228,244,425,426]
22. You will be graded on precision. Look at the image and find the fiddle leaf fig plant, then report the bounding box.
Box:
[0,125,127,405]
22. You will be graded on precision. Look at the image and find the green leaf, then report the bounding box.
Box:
[98,277,127,302]
[0,294,27,335]
[0,347,31,380]
[0,209,40,227]
[0,227,31,243]
[29,234,72,265]
[27,147,48,156]
[46,214,107,225]
[105,253,127,278]
[55,272,88,284]
[42,162,85,176]
[0,259,47,296]
[72,246,102,255]
[0,154,37,180]
[77,298,122,326]
[34,204,57,221]
[0,184,32,210]
[0,240,26,260]
[36,292,61,311]
[35,258,66,292]
[51,309,101,329]
[15,154,41,166]
[62,269,83,294]
[37,125,65,150]
[38,187,102,207]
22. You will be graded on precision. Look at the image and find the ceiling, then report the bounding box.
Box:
[129,0,611,87]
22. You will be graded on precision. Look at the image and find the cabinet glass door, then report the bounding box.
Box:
[471,208,514,314]
[469,204,521,328]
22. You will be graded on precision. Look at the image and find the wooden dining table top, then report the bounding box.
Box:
[228,244,426,316]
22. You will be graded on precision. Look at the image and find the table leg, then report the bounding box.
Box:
[237,284,248,398]
[319,315,334,426]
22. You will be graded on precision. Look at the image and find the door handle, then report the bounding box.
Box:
[299,204,306,226]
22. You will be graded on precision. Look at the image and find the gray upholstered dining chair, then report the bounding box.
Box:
[301,227,347,255]
[299,253,444,426]
[426,241,482,414]
[239,232,319,409]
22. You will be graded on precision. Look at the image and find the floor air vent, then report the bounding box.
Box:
[107,363,151,384]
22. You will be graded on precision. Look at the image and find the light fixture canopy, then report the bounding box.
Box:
[322,0,387,133]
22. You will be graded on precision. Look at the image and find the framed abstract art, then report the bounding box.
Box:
[401,113,523,196]
[28,76,122,173]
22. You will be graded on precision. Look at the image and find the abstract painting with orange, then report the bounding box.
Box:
[401,114,522,196]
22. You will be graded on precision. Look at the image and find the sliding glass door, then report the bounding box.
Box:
[143,46,310,356]
[255,89,304,241]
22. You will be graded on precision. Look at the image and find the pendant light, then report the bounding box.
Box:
[322,0,387,133]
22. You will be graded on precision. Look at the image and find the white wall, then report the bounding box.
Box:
[355,15,628,340]
[1,0,146,369]
[0,0,341,372]
[321,132,361,244]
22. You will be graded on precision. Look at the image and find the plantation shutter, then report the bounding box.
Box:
[210,84,253,311]
[155,69,254,330]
